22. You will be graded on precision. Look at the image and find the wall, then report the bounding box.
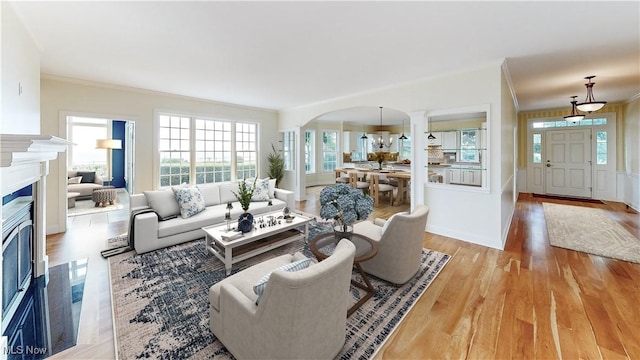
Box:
[1,2,41,135]
[41,77,278,234]
[111,120,126,188]
[500,67,517,247]
[280,63,513,250]
[624,96,639,210]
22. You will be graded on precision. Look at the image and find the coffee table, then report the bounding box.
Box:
[309,233,378,317]
[203,211,312,275]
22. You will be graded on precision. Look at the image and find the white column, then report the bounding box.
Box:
[409,111,426,212]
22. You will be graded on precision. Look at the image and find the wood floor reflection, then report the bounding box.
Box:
[47,189,639,359]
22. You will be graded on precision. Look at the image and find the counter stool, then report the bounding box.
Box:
[92,186,117,207]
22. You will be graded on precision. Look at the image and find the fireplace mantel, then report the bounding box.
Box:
[1,134,71,196]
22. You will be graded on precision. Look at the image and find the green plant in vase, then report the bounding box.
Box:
[232,178,257,233]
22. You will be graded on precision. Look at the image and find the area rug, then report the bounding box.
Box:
[108,220,450,359]
[543,202,640,263]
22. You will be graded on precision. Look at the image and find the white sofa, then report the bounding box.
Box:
[129,180,295,254]
[67,170,104,200]
[209,239,356,359]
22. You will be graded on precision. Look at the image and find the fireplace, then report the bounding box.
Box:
[1,194,33,334]
[1,134,70,355]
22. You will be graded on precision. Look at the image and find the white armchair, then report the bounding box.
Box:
[209,239,356,359]
[353,205,430,284]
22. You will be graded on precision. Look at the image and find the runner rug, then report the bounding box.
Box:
[543,202,640,263]
[108,220,450,359]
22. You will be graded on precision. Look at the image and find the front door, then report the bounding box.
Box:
[545,129,592,198]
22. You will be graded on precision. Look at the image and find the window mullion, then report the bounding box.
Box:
[190,117,197,185]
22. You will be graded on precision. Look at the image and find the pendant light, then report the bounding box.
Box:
[372,106,391,149]
[399,119,408,140]
[564,95,585,123]
[576,75,607,113]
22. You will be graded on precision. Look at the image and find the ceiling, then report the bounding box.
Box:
[11,1,640,125]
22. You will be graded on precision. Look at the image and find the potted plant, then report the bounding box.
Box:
[232,178,257,233]
[267,144,285,188]
[319,184,373,240]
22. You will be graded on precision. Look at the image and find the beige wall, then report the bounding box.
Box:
[624,97,639,173]
[517,103,627,171]
[1,2,41,135]
[41,77,278,234]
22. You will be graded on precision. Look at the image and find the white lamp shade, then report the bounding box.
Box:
[96,139,122,149]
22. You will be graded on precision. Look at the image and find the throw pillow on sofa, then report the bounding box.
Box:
[143,189,181,220]
[253,258,311,304]
[68,176,82,184]
[76,171,96,184]
[250,178,270,202]
[173,186,206,218]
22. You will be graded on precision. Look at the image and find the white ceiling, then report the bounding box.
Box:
[11,1,640,125]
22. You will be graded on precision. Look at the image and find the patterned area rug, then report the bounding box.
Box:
[108,220,450,359]
[543,202,640,263]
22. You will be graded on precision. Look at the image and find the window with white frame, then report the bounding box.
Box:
[68,116,109,178]
[194,119,232,183]
[236,122,258,180]
[159,115,191,187]
[400,135,411,160]
[596,131,607,165]
[322,131,338,171]
[305,130,315,174]
[157,113,259,187]
[532,133,542,163]
[283,131,295,171]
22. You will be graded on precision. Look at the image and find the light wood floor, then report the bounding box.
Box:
[46,188,639,359]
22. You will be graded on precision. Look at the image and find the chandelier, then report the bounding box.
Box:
[371,106,393,149]
[563,95,585,123]
[576,75,607,113]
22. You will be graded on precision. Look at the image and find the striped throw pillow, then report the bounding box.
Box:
[253,258,311,304]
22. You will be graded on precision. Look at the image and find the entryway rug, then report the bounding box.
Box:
[108,223,450,359]
[543,202,640,263]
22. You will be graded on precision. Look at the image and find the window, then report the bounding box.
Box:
[159,115,191,187]
[399,135,411,160]
[532,118,607,128]
[322,131,338,171]
[283,131,295,171]
[459,129,479,163]
[596,131,607,164]
[157,113,259,187]
[236,122,258,180]
[305,130,315,173]
[532,133,542,163]
[195,119,231,183]
[68,116,109,178]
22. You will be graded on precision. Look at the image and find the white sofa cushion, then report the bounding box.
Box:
[197,183,221,207]
[219,182,239,204]
[143,189,181,220]
[68,176,82,184]
[173,186,206,218]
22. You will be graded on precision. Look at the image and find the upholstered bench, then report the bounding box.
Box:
[92,186,117,207]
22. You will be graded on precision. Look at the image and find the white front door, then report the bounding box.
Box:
[545,129,592,198]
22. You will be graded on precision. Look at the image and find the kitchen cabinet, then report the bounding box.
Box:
[448,168,482,186]
[448,169,461,184]
[426,132,442,146]
[442,131,457,151]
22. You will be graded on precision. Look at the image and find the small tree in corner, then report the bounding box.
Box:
[267,144,285,188]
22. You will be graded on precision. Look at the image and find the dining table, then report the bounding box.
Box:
[333,167,411,206]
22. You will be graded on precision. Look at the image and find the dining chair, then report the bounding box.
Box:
[349,171,370,194]
[369,173,394,206]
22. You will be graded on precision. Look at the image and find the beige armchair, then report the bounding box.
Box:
[209,239,356,359]
[353,205,429,284]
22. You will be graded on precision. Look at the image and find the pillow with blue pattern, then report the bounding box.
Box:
[173,186,206,218]
[249,178,271,202]
[253,258,311,304]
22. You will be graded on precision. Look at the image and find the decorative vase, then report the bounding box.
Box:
[333,224,353,242]
[238,212,254,233]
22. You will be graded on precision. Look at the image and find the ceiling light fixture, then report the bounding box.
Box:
[360,123,368,140]
[576,75,607,113]
[399,119,408,140]
[372,106,392,149]
[564,95,585,123]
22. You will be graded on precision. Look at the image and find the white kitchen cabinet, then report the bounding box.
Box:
[426,132,442,146]
[442,131,457,151]
[448,169,461,184]
[462,169,482,186]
